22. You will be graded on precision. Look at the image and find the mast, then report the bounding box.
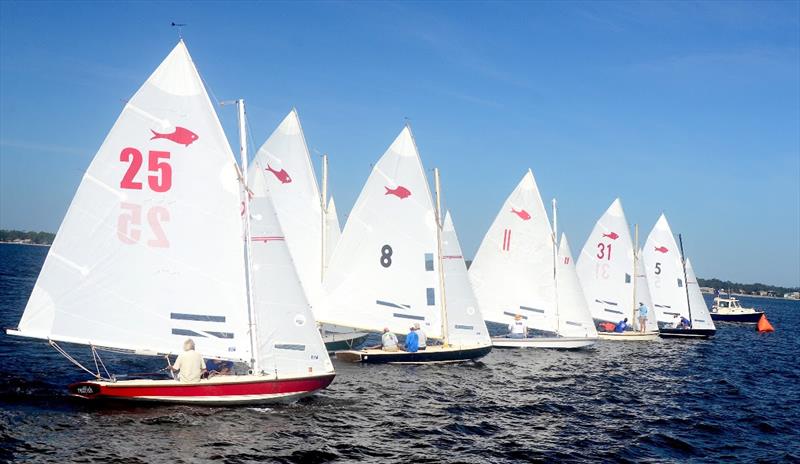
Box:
[552,198,559,335]
[321,153,328,282]
[434,168,449,346]
[237,99,259,373]
[678,233,693,324]
[632,223,639,324]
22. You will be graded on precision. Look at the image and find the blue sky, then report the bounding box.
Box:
[1,1,798,287]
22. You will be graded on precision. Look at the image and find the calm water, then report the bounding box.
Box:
[1,242,798,463]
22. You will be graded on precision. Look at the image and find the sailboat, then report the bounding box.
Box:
[642,214,716,339]
[576,199,660,341]
[469,171,598,349]
[318,126,492,363]
[5,41,335,404]
[249,110,367,351]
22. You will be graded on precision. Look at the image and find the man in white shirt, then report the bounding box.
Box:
[170,338,206,382]
[508,314,528,339]
[381,328,399,352]
[414,322,427,350]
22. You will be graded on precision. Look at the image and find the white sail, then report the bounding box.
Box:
[13,41,251,361]
[684,258,716,330]
[250,110,324,302]
[576,198,638,325]
[442,212,491,346]
[469,170,557,334]
[325,196,342,267]
[556,234,598,338]
[247,192,334,376]
[635,248,660,332]
[642,214,690,324]
[320,127,442,337]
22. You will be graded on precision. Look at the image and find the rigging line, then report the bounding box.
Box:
[49,341,102,379]
[92,346,112,380]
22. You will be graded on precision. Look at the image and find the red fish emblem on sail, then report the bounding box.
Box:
[602,232,619,240]
[385,186,411,199]
[654,246,669,253]
[510,208,531,221]
[150,127,199,146]
[266,165,292,184]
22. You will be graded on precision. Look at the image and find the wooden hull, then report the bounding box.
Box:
[597,331,660,341]
[491,337,597,349]
[710,311,764,323]
[659,328,716,339]
[68,373,335,405]
[335,344,492,364]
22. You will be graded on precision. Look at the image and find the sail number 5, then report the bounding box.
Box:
[120,148,172,192]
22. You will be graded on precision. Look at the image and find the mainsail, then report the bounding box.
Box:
[441,212,491,346]
[12,41,251,361]
[250,110,324,302]
[556,234,599,338]
[642,213,714,330]
[325,196,342,267]
[576,198,657,331]
[319,127,442,337]
[469,170,558,334]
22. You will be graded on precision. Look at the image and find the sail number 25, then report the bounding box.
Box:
[120,148,172,192]
[117,202,170,248]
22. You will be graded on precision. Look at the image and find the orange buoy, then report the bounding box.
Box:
[757,314,775,333]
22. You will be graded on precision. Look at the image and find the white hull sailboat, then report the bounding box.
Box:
[6,41,335,404]
[642,215,716,339]
[576,199,660,341]
[249,111,367,351]
[470,171,598,349]
[318,127,492,363]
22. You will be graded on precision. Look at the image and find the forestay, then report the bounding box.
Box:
[12,41,251,361]
[441,212,491,346]
[576,199,649,329]
[469,170,557,334]
[556,234,599,338]
[684,258,715,330]
[320,127,442,337]
[642,214,690,325]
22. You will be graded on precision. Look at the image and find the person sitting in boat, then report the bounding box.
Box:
[677,316,691,329]
[204,358,233,378]
[638,303,649,333]
[405,326,420,353]
[381,328,399,352]
[169,338,206,383]
[614,318,629,333]
[414,322,427,350]
[508,314,528,339]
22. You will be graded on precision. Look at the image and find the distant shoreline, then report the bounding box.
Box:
[0,241,50,247]
[701,290,798,301]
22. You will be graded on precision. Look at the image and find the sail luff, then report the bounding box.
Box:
[434,168,449,345]
[238,99,259,373]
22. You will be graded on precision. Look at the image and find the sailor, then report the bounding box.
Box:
[638,303,649,333]
[205,358,233,378]
[381,328,399,352]
[405,326,419,353]
[614,318,629,333]
[678,316,691,329]
[508,314,528,339]
[414,322,427,350]
[170,338,206,383]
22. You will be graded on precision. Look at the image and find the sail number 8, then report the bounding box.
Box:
[380,245,393,268]
[120,148,172,192]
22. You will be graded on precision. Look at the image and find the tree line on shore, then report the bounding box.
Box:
[0,229,55,245]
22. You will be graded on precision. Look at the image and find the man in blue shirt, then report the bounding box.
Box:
[404,326,419,353]
[638,303,650,333]
[614,318,629,333]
